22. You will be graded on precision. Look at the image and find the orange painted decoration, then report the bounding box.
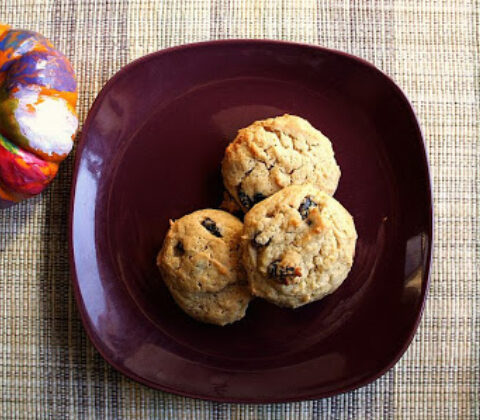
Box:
[0,24,77,204]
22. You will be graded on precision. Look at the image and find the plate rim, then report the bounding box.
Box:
[69,38,434,403]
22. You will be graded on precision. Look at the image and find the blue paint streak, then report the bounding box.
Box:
[6,50,76,92]
[0,30,53,73]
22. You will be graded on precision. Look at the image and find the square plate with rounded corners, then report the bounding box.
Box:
[70,40,432,403]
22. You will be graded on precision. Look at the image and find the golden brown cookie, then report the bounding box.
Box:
[157,209,251,325]
[222,114,340,211]
[242,184,357,308]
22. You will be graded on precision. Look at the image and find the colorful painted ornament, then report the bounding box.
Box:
[0,24,78,207]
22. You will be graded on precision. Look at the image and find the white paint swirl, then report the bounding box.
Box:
[13,86,77,157]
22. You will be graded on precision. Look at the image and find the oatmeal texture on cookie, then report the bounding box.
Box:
[222,114,340,211]
[157,209,251,325]
[242,184,357,308]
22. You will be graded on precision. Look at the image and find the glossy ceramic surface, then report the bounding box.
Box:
[70,40,432,402]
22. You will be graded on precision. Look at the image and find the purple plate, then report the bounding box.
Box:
[70,40,432,402]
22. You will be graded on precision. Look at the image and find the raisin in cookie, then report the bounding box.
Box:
[157,209,251,326]
[242,184,357,308]
[222,114,340,211]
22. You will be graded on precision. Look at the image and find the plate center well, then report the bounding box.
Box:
[101,76,397,366]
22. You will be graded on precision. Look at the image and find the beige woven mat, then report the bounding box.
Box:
[0,0,478,418]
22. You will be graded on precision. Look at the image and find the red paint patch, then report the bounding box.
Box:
[0,135,58,196]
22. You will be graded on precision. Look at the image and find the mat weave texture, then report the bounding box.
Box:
[0,0,478,418]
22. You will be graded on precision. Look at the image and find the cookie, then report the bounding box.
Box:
[222,114,340,211]
[157,209,251,325]
[242,184,357,308]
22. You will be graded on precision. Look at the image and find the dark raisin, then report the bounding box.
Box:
[201,217,222,237]
[267,260,299,284]
[237,187,253,209]
[174,241,185,256]
[298,196,317,220]
[252,192,266,206]
[251,232,271,248]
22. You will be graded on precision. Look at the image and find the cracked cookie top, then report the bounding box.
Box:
[221,114,341,211]
[242,184,357,308]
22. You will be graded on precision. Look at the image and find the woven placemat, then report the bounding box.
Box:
[0,0,478,418]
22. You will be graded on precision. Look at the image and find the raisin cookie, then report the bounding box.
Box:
[222,114,340,211]
[242,184,357,308]
[157,209,251,326]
